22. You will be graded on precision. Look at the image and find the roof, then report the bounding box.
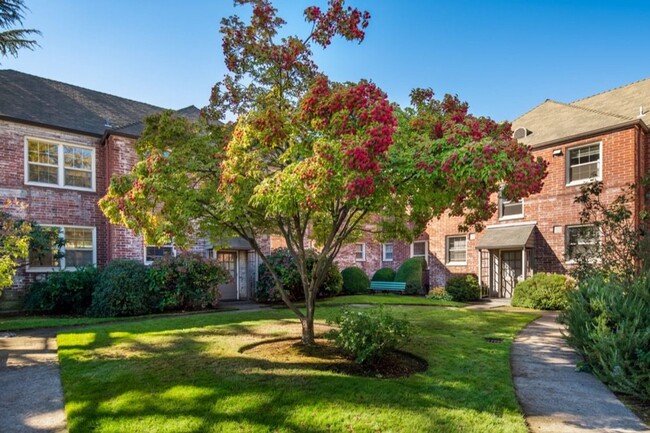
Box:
[476,224,536,250]
[513,78,650,147]
[0,69,198,137]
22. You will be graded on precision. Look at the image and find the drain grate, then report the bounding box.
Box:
[484,337,503,343]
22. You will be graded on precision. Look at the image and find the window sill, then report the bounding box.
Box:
[25,181,95,193]
[446,261,467,267]
[26,267,58,273]
[566,178,601,188]
[498,215,524,221]
[383,258,393,262]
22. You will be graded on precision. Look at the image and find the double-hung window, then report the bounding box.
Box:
[567,143,601,185]
[355,243,366,261]
[498,198,523,219]
[411,240,427,258]
[566,225,598,262]
[383,243,394,261]
[446,236,467,265]
[28,226,96,271]
[145,245,175,264]
[25,138,95,191]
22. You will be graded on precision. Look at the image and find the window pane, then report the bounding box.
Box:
[65,228,93,248]
[65,250,93,268]
[567,226,598,260]
[412,241,426,256]
[384,243,393,260]
[28,227,60,267]
[448,236,467,262]
[63,146,92,170]
[569,145,600,182]
[501,200,523,218]
[64,169,92,188]
[28,247,57,267]
[28,164,58,184]
[570,163,598,182]
[28,141,58,165]
[146,246,174,262]
[355,244,365,260]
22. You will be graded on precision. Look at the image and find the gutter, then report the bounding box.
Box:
[529,119,650,150]
[0,114,103,138]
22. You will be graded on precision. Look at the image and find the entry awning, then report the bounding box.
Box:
[476,224,535,250]
[209,237,253,251]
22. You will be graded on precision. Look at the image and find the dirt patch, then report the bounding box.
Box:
[241,337,427,378]
[616,393,650,427]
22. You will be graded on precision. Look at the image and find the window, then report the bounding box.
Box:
[145,245,174,264]
[446,236,467,264]
[355,243,366,261]
[25,138,95,190]
[567,143,601,185]
[28,226,96,271]
[566,225,598,262]
[383,243,394,261]
[499,198,523,219]
[411,240,427,258]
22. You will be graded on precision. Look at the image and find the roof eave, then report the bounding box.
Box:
[0,114,103,138]
[528,119,649,150]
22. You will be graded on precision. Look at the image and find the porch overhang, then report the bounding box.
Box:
[475,224,536,250]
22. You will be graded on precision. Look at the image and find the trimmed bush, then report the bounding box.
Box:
[512,272,576,310]
[445,274,480,302]
[326,307,412,365]
[256,248,343,302]
[24,266,99,314]
[89,260,152,317]
[395,258,425,294]
[372,267,396,282]
[149,253,230,311]
[561,273,650,399]
[341,266,370,294]
[426,286,452,301]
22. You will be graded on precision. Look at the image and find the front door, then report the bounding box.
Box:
[216,251,238,300]
[500,250,522,298]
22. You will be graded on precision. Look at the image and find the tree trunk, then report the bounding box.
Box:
[301,300,316,345]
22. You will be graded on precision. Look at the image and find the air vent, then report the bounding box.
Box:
[513,127,531,140]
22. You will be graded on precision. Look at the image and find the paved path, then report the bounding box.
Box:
[512,312,650,433]
[0,329,67,433]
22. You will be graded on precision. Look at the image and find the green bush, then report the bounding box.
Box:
[24,267,99,314]
[341,266,370,294]
[512,273,576,310]
[426,286,452,301]
[149,253,230,311]
[445,274,480,302]
[395,258,425,294]
[326,307,412,365]
[371,267,396,282]
[89,260,152,317]
[561,273,650,399]
[255,248,343,302]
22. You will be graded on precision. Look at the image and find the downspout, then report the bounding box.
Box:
[104,135,112,264]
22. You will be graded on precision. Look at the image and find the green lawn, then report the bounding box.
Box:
[57,306,537,433]
[318,294,462,307]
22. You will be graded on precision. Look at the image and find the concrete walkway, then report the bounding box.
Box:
[512,312,650,433]
[0,329,67,433]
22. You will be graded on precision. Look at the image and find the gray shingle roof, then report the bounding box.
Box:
[0,69,166,136]
[513,78,650,147]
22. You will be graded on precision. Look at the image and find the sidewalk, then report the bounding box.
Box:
[511,312,650,433]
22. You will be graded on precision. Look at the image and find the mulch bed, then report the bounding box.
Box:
[240,337,428,378]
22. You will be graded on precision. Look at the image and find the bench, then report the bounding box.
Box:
[370,281,406,293]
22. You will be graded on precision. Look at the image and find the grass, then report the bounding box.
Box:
[57,306,538,432]
[314,293,461,307]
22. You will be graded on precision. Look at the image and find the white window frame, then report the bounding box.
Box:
[144,244,176,265]
[446,235,467,266]
[382,243,394,262]
[565,224,599,264]
[498,197,524,220]
[355,243,366,261]
[410,240,428,260]
[566,142,602,187]
[24,137,96,192]
[27,225,97,272]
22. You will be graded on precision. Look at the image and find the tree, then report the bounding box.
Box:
[0,0,40,61]
[100,0,547,344]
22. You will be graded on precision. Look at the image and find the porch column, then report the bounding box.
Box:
[522,247,527,279]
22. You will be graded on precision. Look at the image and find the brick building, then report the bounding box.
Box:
[340,78,650,297]
[0,70,273,308]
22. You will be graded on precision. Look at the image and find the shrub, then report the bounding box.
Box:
[341,266,370,294]
[326,307,412,365]
[512,272,576,310]
[372,267,396,282]
[149,253,230,311]
[426,286,452,301]
[561,273,650,399]
[256,248,343,302]
[445,274,480,302]
[24,267,99,314]
[89,260,152,317]
[395,258,425,294]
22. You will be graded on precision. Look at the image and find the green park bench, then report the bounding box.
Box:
[370,281,406,294]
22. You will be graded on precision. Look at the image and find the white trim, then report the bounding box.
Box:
[565,141,602,187]
[382,243,394,261]
[24,137,96,192]
[486,221,537,229]
[445,235,467,266]
[411,240,429,262]
[498,197,524,220]
[143,244,176,265]
[355,243,366,261]
[26,225,97,272]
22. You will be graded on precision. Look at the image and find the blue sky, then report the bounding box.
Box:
[4,0,650,121]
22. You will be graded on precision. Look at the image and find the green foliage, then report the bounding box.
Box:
[394,258,424,294]
[560,273,650,399]
[426,286,452,301]
[89,260,152,317]
[341,266,370,294]
[371,267,396,282]
[512,273,576,310]
[0,208,30,292]
[445,274,480,302]
[0,0,41,62]
[23,267,99,314]
[148,253,229,311]
[326,307,412,365]
[255,248,343,302]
